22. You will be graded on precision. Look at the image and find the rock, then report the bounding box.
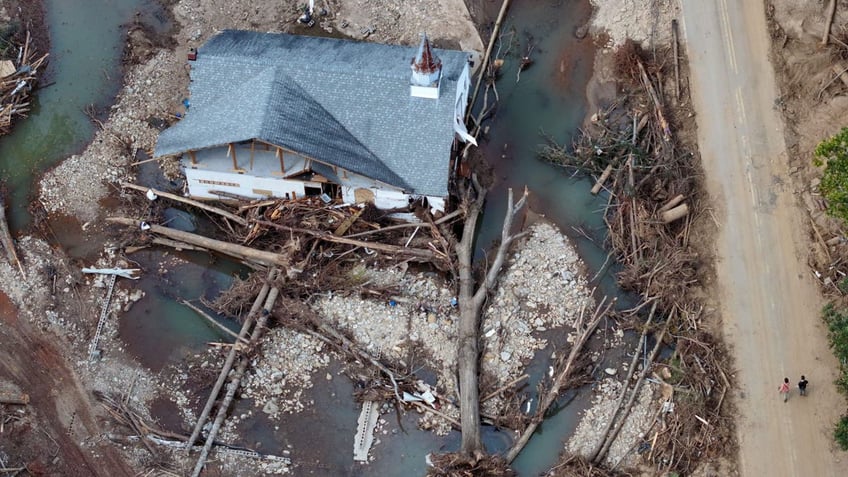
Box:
[427,313,437,324]
[605,367,617,376]
[500,351,512,362]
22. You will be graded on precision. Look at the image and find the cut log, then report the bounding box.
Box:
[657,194,686,214]
[660,203,689,224]
[106,217,289,267]
[591,165,614,195]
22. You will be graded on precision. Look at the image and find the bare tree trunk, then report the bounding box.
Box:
[823,0,837,46]
[456,179,527,457]
[106,217,289,267]
[190,280,282,477]
[184,268,277,451]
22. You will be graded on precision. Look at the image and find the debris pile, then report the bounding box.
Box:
[0,31,47,135]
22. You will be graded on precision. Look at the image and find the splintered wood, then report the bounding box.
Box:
[0,31,48,135]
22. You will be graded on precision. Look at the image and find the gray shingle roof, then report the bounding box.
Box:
[155,30,470,197]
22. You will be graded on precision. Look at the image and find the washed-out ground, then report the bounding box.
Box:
[0,0,739,475]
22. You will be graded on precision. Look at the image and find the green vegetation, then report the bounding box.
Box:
[836,416,848,451]
[821,303,848,449]
[814,128,848,223]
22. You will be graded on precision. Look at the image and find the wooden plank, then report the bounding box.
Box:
[120,182,247,226]
[333,208,364,236]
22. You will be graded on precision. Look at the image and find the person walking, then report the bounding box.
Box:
[779,377,791,402]
[798,375,809,396]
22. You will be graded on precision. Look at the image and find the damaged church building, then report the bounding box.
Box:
[154,29,477,214]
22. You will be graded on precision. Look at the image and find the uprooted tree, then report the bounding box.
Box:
[455,177,527,459]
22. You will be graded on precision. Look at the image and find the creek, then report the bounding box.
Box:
[0,0,167,232]
[3,0,638,475]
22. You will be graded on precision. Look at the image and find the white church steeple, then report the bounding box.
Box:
[410,33,442,99]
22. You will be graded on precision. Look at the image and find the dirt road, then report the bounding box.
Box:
[679,0,844,475]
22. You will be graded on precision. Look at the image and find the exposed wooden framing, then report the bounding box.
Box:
[250,140,255,170]
[228,143,238,170]
[188,150,197,165]
[276,147,285,173]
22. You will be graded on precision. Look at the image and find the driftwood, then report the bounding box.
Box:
[191,277,283,477]
[120,182,247,226]
[0,390,29,405]
[660,203,689,224]
[672,20,681,101]
[466,0,512,122]
[107,217,288,267]
[185,269,277,450]
[593,318,669,464]
[178,299,248,344]
[588,302,656,462]
[0,31,48,135]
[456,181,528,457]
[591,165,614,195]
[253,219,443,265]
[823,0,837,46]
[504,298,612,463]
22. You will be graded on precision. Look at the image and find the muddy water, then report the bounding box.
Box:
[0,0,167,232]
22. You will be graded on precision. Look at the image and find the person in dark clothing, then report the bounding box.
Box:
[799,375,809,396]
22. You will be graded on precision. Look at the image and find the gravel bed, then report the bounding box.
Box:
[566,377,657,468]
[589,0,680,47]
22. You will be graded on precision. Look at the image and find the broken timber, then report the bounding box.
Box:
[120,182,247,226]
[185,268,278,451]
[190,273,283,477]
[107,217,288,267]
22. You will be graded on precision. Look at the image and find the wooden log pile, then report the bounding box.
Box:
[537,38,733,474]
[0,31,48,135]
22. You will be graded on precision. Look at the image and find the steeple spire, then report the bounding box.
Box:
[410,33,442,98]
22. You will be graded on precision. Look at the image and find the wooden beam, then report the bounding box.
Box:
[228,143,237,170]
[120,182,247,226]
[188,150,197,165]
[277,147,285,173]
[250,140,255,170]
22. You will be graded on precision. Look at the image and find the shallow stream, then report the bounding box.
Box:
[1,1,639,475]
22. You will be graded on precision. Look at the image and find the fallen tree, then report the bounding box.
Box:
[455,180,527,459]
